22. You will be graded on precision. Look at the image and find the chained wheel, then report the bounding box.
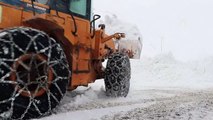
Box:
[104,52,131,97]
[0,27,70,119]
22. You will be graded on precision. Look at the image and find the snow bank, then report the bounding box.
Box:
[131,53,213,90]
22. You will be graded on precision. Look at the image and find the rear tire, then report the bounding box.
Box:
[104,52,131,97]
[0,27,70,119]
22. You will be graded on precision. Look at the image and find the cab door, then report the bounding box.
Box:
[68,0,92,73]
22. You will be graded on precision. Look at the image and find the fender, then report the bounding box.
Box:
[23,15,73,70]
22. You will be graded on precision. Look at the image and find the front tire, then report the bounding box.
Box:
[104,52,131,97]
[0,27,70,119]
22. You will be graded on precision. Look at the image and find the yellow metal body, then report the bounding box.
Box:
[0,1,119,90]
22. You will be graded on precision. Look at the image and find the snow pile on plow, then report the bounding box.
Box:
[98,14,143,59]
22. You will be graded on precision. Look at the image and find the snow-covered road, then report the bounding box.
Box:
[101,89,213,120]
[38,54,213,120]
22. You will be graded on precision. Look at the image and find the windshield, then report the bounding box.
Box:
[69,0,91,20]
[69,0,86,16]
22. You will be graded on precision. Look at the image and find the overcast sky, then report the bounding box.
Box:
[94,0,213,61]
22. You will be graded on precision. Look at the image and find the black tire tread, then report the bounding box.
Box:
[104,52,131,97]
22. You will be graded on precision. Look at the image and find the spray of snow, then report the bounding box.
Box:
[94,12,143,59]
[94,0,213,61]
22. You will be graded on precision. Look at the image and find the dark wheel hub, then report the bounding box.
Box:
[10,54,53,97]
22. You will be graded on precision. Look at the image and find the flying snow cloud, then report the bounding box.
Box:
[93,0,213,61]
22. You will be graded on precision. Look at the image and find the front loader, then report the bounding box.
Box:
[0,0,140,119]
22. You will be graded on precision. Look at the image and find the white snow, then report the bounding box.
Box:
[38,54,213,120]
[0,32,7,37]
[3,47,9,55]
[38,0,213,119]
[0,108,13,119]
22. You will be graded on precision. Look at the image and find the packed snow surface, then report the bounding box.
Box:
[38,54,213,120]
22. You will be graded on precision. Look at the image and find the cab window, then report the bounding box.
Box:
[69,0,91,20]
[69,0,86,16]
[0,0,22,6]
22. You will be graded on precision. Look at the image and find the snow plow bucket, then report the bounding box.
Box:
[117,39,142,59]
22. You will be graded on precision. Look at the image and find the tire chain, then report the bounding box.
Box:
[105,52,131,97]
[0,27,70,119]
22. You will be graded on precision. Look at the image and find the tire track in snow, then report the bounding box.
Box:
[40,89,188,120]
[53,89,184,113]
[100,90,213,120]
